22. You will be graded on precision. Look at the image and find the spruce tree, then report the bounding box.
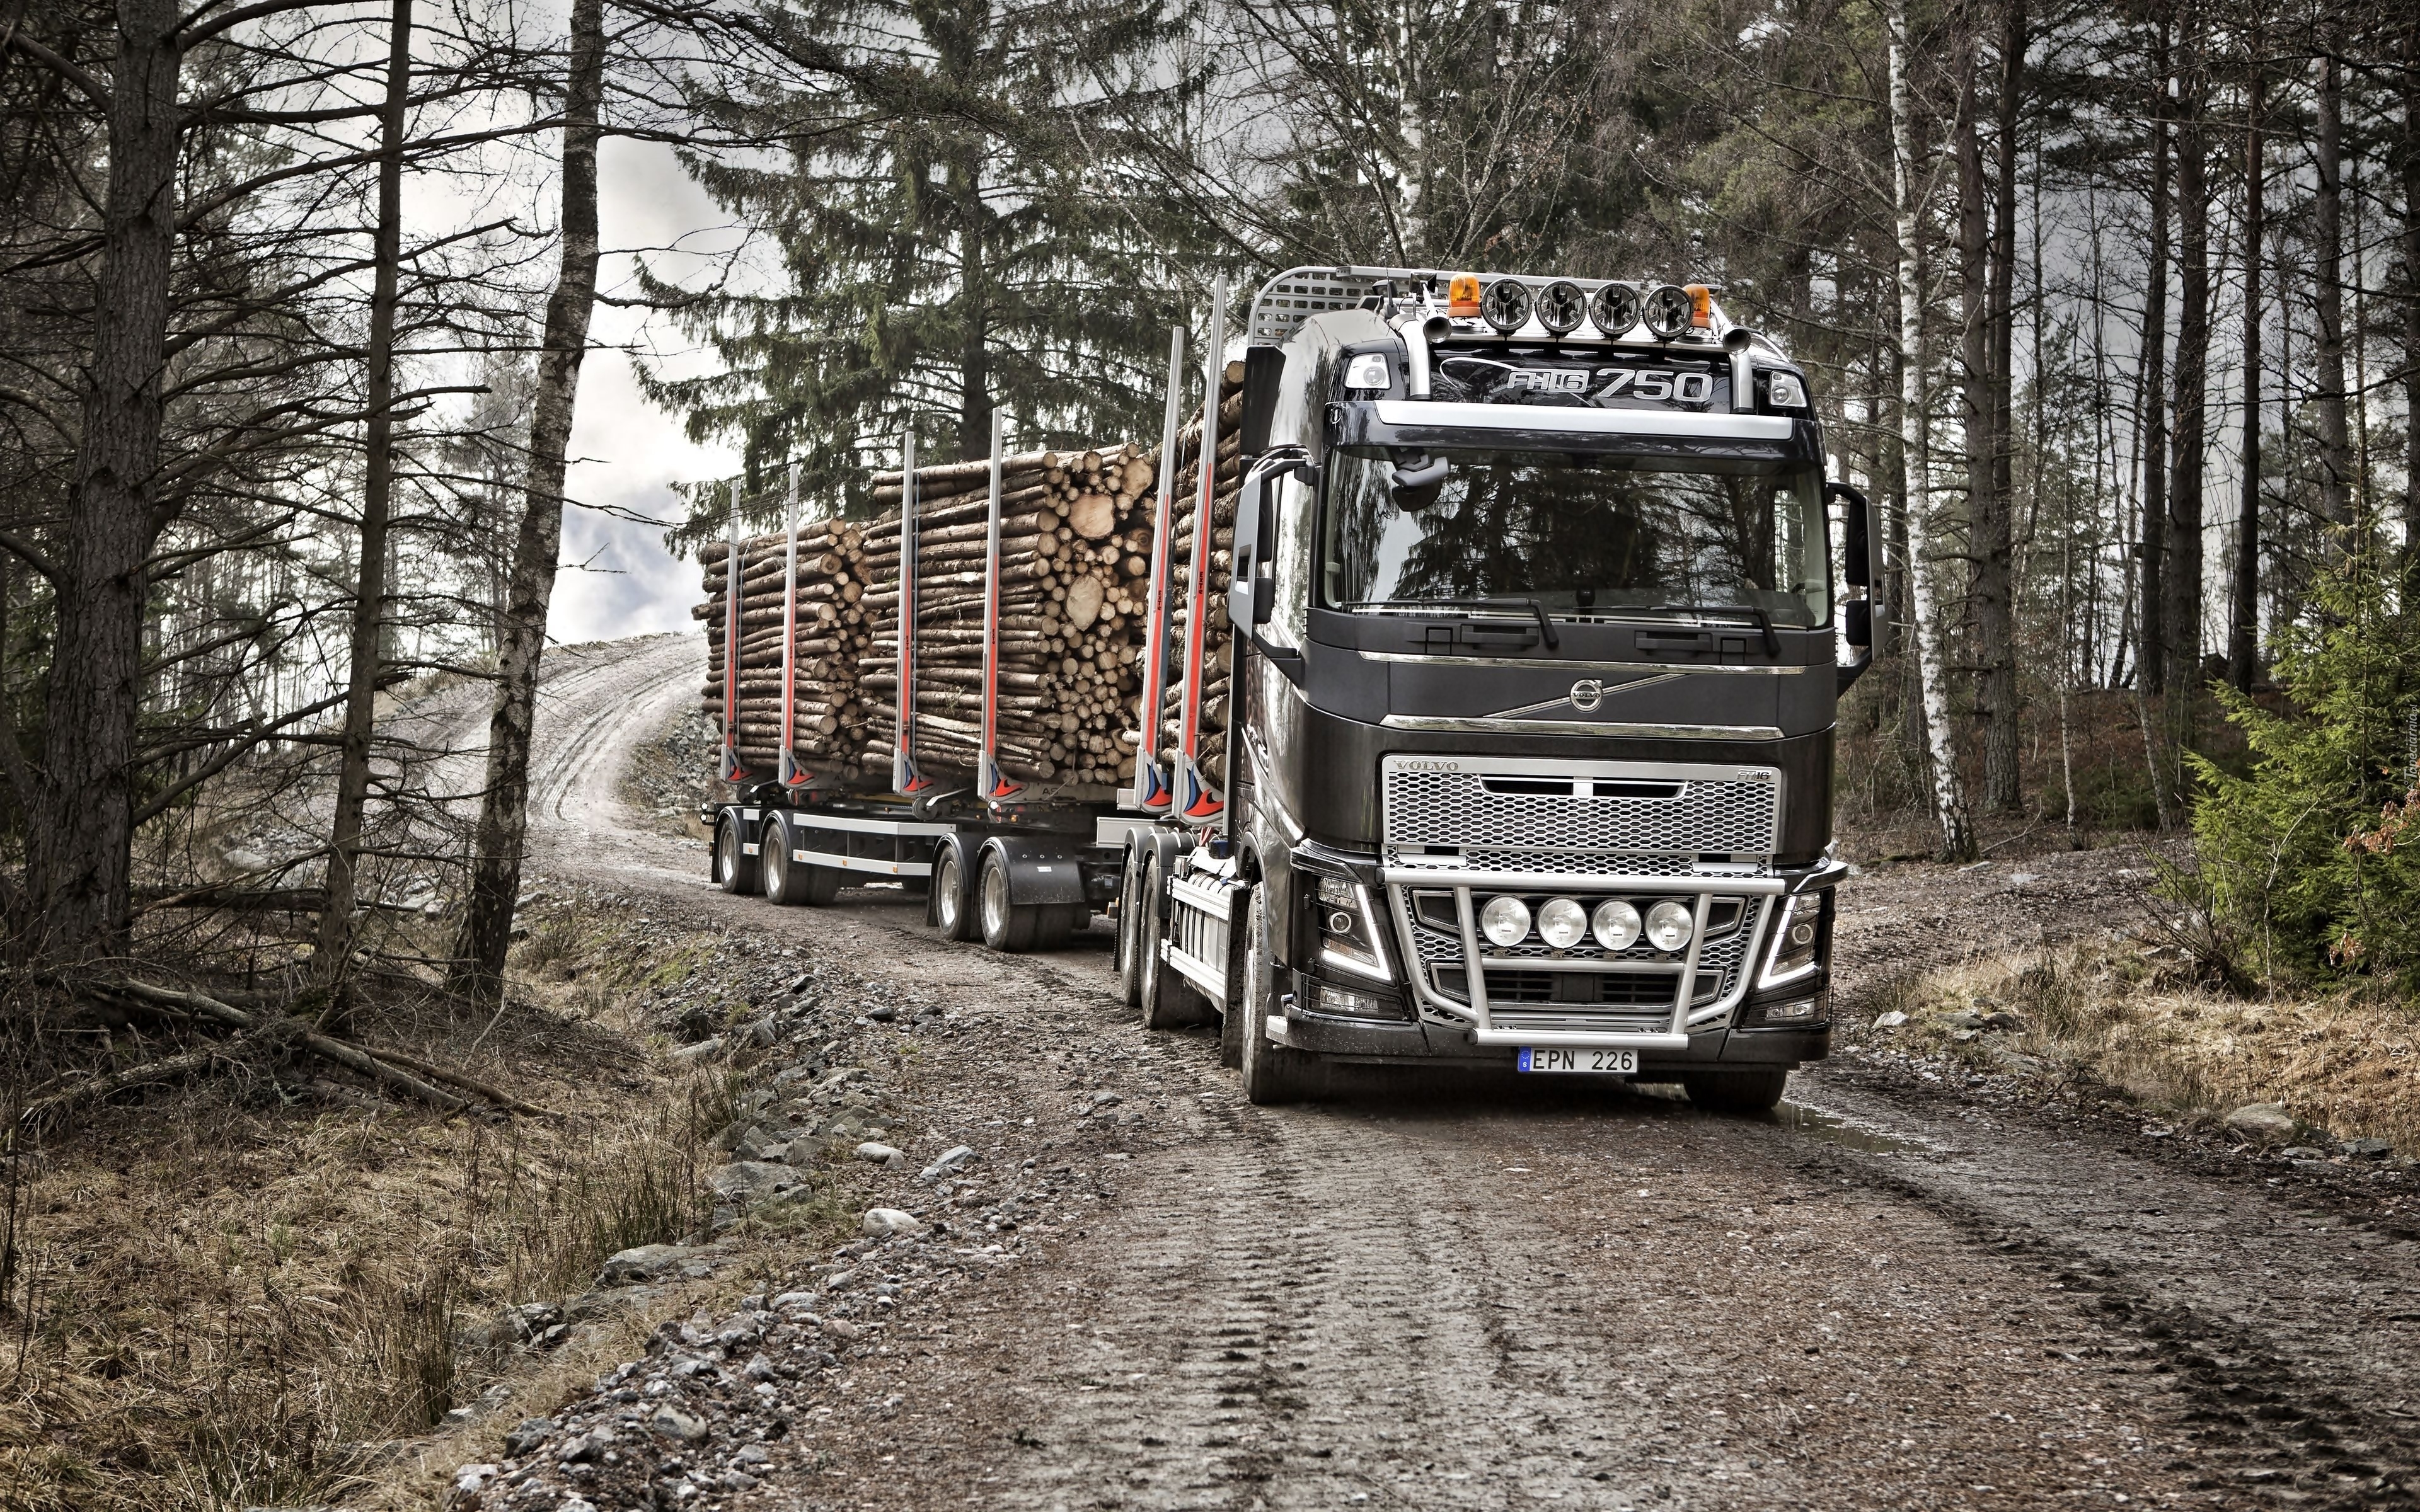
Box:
[643,0,1209,534]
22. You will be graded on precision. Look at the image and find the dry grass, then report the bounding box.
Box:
[0,900,805,1512]
[1860,936,2420,1152]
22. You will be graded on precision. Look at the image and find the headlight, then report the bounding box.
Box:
[1758,890,1827,986]
[1644,899,1694,953]
[1480,279,1534,335]
[1591,899,1642,950]
[1766,370,1808,410]
[1479,895,1531,946]
[1589,282,1641,336]
[1535,280,1586,336]
[1313,872,1387,979]
[1642,284,1692,340]
[1536,896,1587,949]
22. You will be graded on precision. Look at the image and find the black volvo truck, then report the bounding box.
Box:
[1117,264,1882,1108]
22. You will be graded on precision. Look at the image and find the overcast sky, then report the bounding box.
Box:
[547,135,737,646]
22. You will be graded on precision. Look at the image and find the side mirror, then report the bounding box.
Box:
[1239,346,1286,458]
[1228,455,1277,635]
[1825,479,1884,694]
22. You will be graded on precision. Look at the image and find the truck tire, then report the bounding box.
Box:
[715,815,758,895]
[932,842,978,941]
[977,850,1040,953]
[1139,852,1210,1029]
[1681,1068,1789,1113]
[1114,846,1147,1007]
[1236,888,1317,1104]
[763,821,844,907]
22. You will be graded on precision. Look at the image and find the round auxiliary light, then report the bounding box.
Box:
[1480,895,1533,947]
[1642,284,1693,341]
[1589,282,1642,336]
[1480,278,1535,335]
[1535,280,1586,337]
[1537,896,1589,949]
[1592,899,1643,951]
[1644,899,1695,953]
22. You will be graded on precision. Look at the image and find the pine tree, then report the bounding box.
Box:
[642,0,1208,534]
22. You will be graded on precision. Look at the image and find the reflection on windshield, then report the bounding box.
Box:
[1319,449,1829,628]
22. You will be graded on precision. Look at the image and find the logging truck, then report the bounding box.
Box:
[702,263,1881,1109]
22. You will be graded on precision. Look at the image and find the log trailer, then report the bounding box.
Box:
[705,263,1881,1109]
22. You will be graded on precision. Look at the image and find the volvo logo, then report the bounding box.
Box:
[1569,679,1605,712]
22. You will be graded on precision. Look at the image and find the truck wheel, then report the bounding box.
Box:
[933,843,978,941]
[715,816,758,895]
[977,850,1039,953]
[1681,1068,1789,1113]
[1139,852,1210,1029]
[1114,847,1147,1007]
[760,821,802,905]
[798,862,844,907]
[1237,888,1317,1104]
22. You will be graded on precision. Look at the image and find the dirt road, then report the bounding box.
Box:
[488,634,2420,1511]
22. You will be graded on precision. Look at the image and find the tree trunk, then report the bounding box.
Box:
[2137,21,2170,696]
[2163,13,2209,701]
[318,0,414,979]
[448,0,605,1003]
[2313,46,2353,534]
[1978,0,2025,812]
[1887,0,1976,860]
[2228,44,2262,693]
[21,0,183,961]
[955,157,988,462]
[2402,28,2420,575]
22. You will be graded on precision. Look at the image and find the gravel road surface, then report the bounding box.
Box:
[467,634,2420,1511]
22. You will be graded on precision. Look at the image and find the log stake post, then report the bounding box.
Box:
[979,409,1022,802]
[719,479,749,781]
[892,432,932,795]
[778,462,812,787]
[1177,278,1228,826]
[1131,326,1187,815]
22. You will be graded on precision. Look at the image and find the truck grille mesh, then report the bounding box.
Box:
[1382,767,1781,856]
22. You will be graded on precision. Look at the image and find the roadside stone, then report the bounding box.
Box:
[865,1004,898,1022]
[598,1244,713,1286]
[2225,1102,2299,1142]
[709,1160,808,1205]
[823,1317,866,1343]
[918,1144,976,1183]
[861,1206,922,1237]
[2280,1146,2327,1162]
[502,1417,556,1455]
[740,1017,779,1048]
[732,1126,788,1162]
[2342,1137,2394,1160]
[1872,1011,1908,1029]
[669,1036,725,1065]
[855,1142,906,1167]
[1937,1008,1985,1031]
[647,1405,709,1445]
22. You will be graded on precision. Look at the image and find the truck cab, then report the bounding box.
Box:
[1127,265,1882,1108]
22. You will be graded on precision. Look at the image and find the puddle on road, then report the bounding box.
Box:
[1768,1101,1929,1154]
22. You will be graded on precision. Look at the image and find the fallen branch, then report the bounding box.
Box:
[17,1033,265,1127]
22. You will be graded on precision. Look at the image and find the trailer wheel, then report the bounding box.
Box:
[1680,1068,1789,1113]
[760,821,801,905]
[1139,852,1211,1029]
[977,850,1040,953]
[932,842,978,941]
[1237,888,1318,1104]
[1114,847,1147,1007]
[715,816,758,895]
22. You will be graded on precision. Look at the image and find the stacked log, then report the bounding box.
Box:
[856,446,1160,791]
[688,363,1244,798]
[1153,366,1247,788]
[694,517,879,775]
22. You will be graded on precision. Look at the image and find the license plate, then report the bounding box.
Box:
[1518,1047,1637,1075]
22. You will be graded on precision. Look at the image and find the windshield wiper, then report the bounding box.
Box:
[1652,602,1777,657]
[1337,597,1560,650]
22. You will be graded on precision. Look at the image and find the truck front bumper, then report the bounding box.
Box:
[1276,977,1831,1072]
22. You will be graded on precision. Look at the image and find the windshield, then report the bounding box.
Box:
[1318,448,1829,629]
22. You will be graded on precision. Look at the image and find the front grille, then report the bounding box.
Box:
[1486,1004,1677,1034]
[1383,762,1781,857]
[1385,848,1722,878]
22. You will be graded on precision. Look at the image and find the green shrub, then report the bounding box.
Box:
[2185,526,2420,988]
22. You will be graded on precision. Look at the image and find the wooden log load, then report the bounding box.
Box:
[691,375,1243,798]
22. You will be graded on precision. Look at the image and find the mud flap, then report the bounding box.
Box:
[981,833,1088,908]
